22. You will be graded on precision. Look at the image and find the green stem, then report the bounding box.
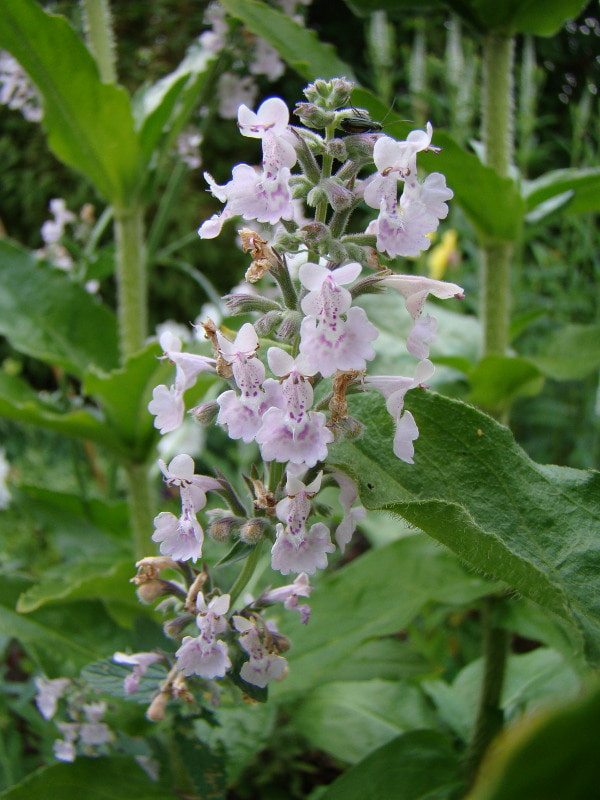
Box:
[315,123,336,224]
[81,0,117,84]
[114,206,147,361]
[229,539,264,607]
[464,597,509,784]
[147,161,188,260]
[124,462,154,561]
[481,34,515,357]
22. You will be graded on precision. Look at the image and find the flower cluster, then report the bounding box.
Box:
[0,50,42,122]
[33,676,113,762]
[129,78,463,717]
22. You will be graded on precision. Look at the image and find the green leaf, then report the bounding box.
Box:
[468,355,544,410]
[329,391,600,665]
[465,686,600,800]
[221,0,354,80]
[134,43,215,166]
[351,90,524,241]
[275,534,500,696]
[292,680,439,764]
[423,648,581,742]
[0,757,173,800]
[528,324,600,381]
[0,373,129,458]
[523,167,600,217]
[443,0,588,36]
[82,658,168,705]
[319,730,464,800]
[83,342,169,460]
[0,0,142,204]
[0,240,119,374]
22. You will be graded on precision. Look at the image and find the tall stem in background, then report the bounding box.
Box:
[81,0,117,84]
[481,34,514,356]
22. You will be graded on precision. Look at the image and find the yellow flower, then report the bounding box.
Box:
[427,229,459,280]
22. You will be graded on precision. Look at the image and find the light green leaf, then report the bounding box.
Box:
[0,373,129,458]
[523,167,600,216]
[319,730,464,800]
[0,757,173,800]
[82,658,168,706]
[0,0,142,204]
[292,680,439,764]
[528,324,600,381]
[351,89,524,241]
[83,342,170,461]
[275,534,500,697]
[0,240,119,375]
[329,391,600,664]
[468,355,544,410]
[465,686,600,800]
[423,648,581,742]
[221,0,354,80]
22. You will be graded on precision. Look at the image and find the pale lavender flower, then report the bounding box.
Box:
[216,73,258,119]
[113,651,162,694]
[0,51,42,122]
[53,723,78,762]
[233,616,287,687]
[175,594,231,679]
[34,676,70,720]
[148,384,185,434]
[379,274,464,320]
[249,38,286,81]
[159,331,216,393]
[406,314,438,359]
[271,521,335,575]
[177,130,203,169]
[262,572,313,623]
[330,471,366,552]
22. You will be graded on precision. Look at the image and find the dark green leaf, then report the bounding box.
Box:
[0,757,173,800]
[177,733,227,800]
[0,0,142,204]
[319,730,464,800]
[443,0,588,35]
[221,0,354,80]
[329,391,600,665]
[465,686,600,800]
[0,239,119,374]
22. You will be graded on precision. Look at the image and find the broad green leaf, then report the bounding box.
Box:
[0,0,142,204]
[275,534,500,696]
[0,372,129,458]
[83,342,169,460]
[134,43,215,167]
[0,757,173,800]
[291,680,439,764]
[468,355,544,410]
[328,637,431,681]
[523,167,600,216]
[465,686,600,800]
[351,89,524,241]
[443,0,588,35]
[423,648,581,742]
[221,0,354,80]
[528,324,600,381]
[82,658,169,705]
[17,559,135,613]
[0,240,119,374]
[329,391,600,664]
[319,730,464,800]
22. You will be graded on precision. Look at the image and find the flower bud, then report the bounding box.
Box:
[254,309,283,337]
[344,133,378,159]
[191,400,218,425]
[306,186,328,208]
[326,138,348,161]
[321,178,354,211]
[146,691,169,722]
[223,293,281,314]
[239,518,269,544]
[136,579,173,604]
[276,311,302,341]
[301,222,330,245]
[208,515,242,542]
[293,102,335,129]
[163,614,194,639]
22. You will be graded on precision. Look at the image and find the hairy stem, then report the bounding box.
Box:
[81,0,117,84]
[125,461,154,561]
[481,34,515,357]
[114,206,147,361]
